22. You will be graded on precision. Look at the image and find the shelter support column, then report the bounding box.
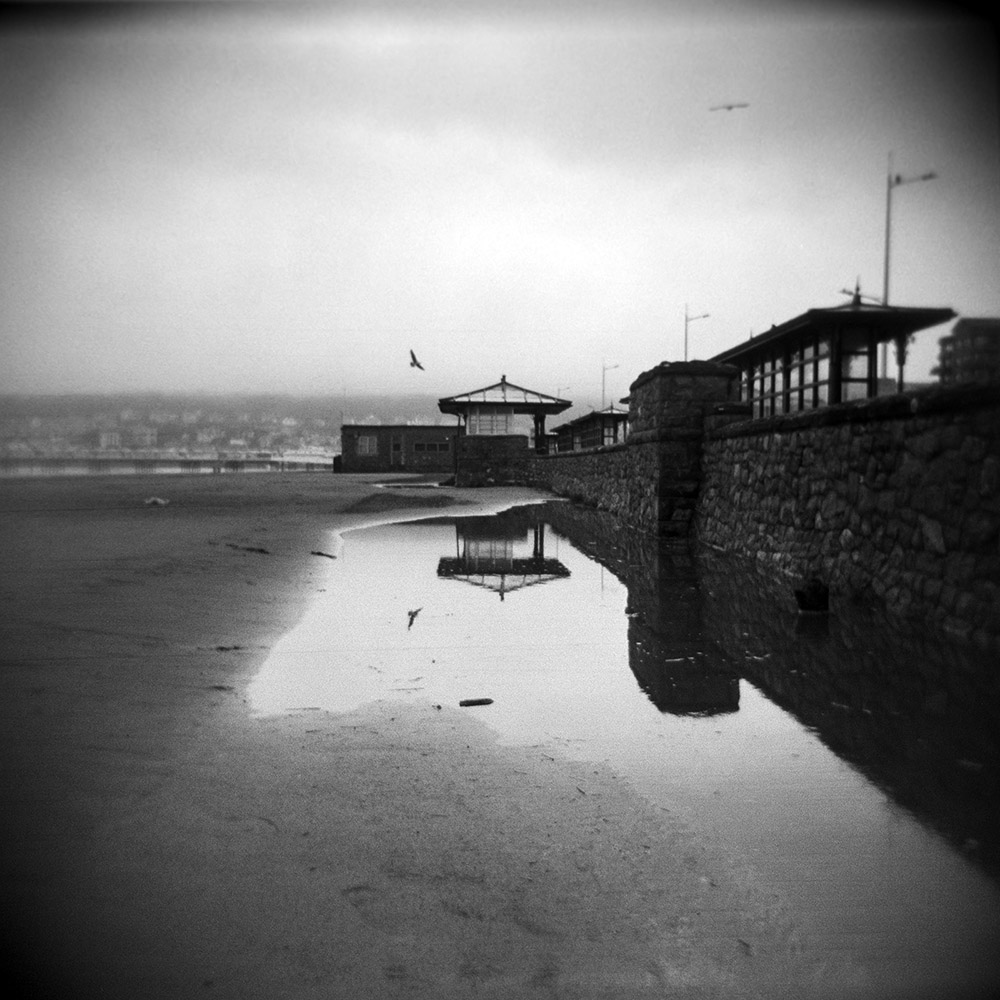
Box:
[534,414,547,453]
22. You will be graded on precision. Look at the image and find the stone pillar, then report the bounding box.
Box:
[626,361,738,540]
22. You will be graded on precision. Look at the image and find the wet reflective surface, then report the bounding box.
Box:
[251,502,1000,998]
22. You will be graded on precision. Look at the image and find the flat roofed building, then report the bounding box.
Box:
[711,291,954,419]
[339,424,454,473]
[934,317,1000,386]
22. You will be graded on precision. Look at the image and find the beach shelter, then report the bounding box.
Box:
[438,375,571,453]
[711,289,955,418]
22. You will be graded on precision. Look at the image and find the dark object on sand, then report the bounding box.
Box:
[794,577,829,613]
[407,608,422,629]
[310,550,336,559]
[459,698,493,708]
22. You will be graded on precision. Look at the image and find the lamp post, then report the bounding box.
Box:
[684,304,710,362]
[882,153,936,376]
[601,362,618,410]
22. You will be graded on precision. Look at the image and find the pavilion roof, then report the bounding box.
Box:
[552,404,629,433]
[438,375,572,416]
[437,556,571,595]
[712,295,955,365]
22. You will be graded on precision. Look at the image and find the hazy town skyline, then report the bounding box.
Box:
[2,0,998,409]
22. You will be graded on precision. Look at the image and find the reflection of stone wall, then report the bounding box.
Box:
[541,501,665,591]
[544,499,1000,879]
[543,502,739,717]
[697,382,1000,652]
[695,546,1000,881]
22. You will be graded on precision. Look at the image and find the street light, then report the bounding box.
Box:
[881,153,936,376]
[601,362,619,409]
[684,304,710,362]
[883,156,937,306]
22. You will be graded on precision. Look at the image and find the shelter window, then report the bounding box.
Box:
[357,434,378,456]
[840,327,874,401]
[466,537,514,568]
[754,353,782,417]
[739,368,753,405]
[467,406,513,436]
[580,423,602,449]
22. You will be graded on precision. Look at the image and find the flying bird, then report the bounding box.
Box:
[710,102,749,111]
[407,608,422,629]
[409,349,424,370]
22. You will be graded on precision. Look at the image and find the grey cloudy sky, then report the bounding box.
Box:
[1,0,997,408]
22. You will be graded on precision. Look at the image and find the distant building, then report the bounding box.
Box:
[97,429,121,450]
[552,405,629,452]
[933,318,1000,385]
[711,291,954,418]
[339,424,455,473]
[195,427,222,446]
[129,426,157,448]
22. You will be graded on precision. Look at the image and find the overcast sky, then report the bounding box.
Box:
[2,0,997,409]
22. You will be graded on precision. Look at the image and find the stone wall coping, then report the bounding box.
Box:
[627,428,703,446]
[536,441,629,459]
[630,360,740,392]
[705,380,1000,439]
[535,428,706,455]
[458,433,531,443]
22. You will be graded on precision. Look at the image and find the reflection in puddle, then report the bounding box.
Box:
[250,502,1000,997]
[437,517,570,598]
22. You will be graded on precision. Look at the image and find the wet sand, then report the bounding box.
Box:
[1,472,870,999]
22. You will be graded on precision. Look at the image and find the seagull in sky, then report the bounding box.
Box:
[710,102,749,111]
[407,608,422,629]
[409,349,424,370]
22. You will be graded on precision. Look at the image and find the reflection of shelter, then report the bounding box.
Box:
[438,375,571,454]
[712,290,954,417]
[437,520,570,599]
[552,405,629,452]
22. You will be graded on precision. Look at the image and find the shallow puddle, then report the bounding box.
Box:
[251,501,1000,997]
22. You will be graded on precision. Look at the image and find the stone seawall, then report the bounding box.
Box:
[528,442,660,534]
[530,361,737,539]
[697,382,1000,652]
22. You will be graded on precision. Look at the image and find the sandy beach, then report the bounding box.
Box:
[1,472,869,999]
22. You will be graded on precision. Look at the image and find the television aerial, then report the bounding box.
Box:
[839,281,882,305]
